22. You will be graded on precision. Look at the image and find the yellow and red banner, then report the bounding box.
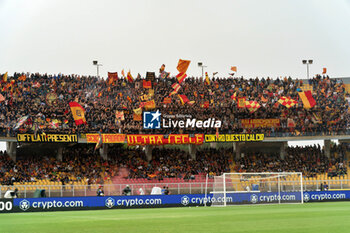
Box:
[170,83,181,96]
[178,94,189,105]
[69,102,87,125]
[127,134,204,146]
[86,134,125,143]
[126,71,134,83]
[142,99,156,110]
[241,119,280,128]
[176,73,187,84]
[245,101,261,113]
[278,96,298,108]
[298,91,316,109]
[176,59,190,84]
[163,97,172,104]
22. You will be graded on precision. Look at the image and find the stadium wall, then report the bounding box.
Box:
[1,191,350,213]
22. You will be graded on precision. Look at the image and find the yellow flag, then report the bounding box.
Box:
[3,72,8,82]
[133,107,142,115]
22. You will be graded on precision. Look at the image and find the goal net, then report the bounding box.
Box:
[210,172,303,206]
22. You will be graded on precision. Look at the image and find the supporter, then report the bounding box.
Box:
[0,144,347,186]
[323,182,329,191]
[97,185,104,196]
[164,187,170,195]
[235,144,347,178]
[122,185,131,196]
[0,72,348,136]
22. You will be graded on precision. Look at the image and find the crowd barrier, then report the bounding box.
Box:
[1,179,349,198]
[0,182,214,198]
[1,190,350,213]
[2,130,350,141]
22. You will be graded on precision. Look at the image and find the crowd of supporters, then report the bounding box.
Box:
[0,72,349,136]
[235,144,348,177]
[0,144,348,185]
[110,147,231,181]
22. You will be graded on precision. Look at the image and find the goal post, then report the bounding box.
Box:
[210,172,303,206]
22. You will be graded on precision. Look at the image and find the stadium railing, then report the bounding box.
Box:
[1,179,349,198]
[0,182,214,198]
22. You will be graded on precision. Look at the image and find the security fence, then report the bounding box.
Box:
[1,179,349,198]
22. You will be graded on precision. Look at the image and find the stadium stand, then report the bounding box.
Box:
[1,145,348,187]
[1,72,350,196]
[0,72,349,136]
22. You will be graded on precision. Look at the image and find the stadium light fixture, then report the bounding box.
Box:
[93,60,103,78]
[302,59,313,79]
[198,62,207,79]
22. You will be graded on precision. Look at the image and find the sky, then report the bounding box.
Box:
[0,0,350,79]
[0,0,350,151]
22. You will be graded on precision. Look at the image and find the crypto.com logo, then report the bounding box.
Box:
[250,194,258,204]
[19,199,30,211]
[181,196,190,206]
[105,197,115,208]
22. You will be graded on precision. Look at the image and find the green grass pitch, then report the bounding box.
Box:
[1,202,350,233]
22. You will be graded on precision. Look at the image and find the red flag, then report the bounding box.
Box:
[144,100,156,110]
[107,72,118,84]
[231,66,237,72]
[201,101,209,109]
[143,80,152,89]
[322,68,327,74]
[159,64,165,73]
[127,71,134,83]
[163,97,172,104]
[178,94,189,105]
[230,92,237,101]
[127,96,132,103]
[177,59,191,73]
[69,102,87,125]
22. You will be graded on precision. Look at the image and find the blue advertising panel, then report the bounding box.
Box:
[1,190,349,213]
